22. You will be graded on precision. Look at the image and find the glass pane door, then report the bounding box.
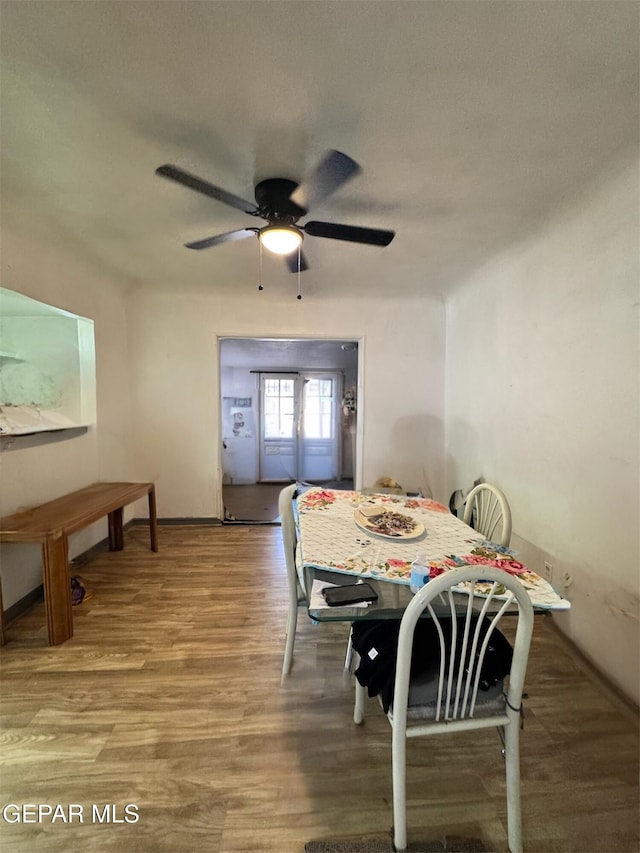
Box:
[259,374,299,481]
[298,373,341,483]
[258,371,342,483]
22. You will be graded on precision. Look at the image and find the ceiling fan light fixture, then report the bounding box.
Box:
[259,225,303,255]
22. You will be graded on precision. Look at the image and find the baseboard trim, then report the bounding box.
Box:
[4,585,44,626]
[133,517,222,526]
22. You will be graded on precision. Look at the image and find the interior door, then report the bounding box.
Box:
[259,374,299,481]
[297,372,341,483]
[258,371,341,483]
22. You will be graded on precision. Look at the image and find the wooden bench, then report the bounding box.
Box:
[0,482,158,645]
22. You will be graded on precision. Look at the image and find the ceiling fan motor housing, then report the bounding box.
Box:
[254,178,306,222]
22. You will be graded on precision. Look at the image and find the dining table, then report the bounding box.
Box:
[295,487,570,622]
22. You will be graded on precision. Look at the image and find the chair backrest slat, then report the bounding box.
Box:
[426,603,448,721]
[461,588,488,717]
[451,591,475,718]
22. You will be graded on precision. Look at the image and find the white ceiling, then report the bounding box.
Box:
[1,1,637,300]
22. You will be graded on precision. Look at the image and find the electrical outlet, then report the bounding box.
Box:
[543,561,553,581]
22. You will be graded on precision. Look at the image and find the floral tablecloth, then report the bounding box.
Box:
[297,488,570,611]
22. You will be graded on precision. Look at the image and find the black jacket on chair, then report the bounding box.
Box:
[351,616,513,713]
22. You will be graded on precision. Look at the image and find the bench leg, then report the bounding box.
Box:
[148,485,159,552]
[43,535,73,646]
[108,508,125,550]
[0,576,6,646]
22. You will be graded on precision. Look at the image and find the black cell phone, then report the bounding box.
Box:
[322,582,379,607]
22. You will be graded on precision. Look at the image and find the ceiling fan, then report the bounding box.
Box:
[155,149,395,273]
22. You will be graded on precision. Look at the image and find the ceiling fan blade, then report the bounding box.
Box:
[284,251,310,274]
[304,220,395,247]
[290,150,361,213]
[185,228,257,250]
[156,164,258,214]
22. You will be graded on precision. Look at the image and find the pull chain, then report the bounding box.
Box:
[258,239,264,291]
[297,245,302,300]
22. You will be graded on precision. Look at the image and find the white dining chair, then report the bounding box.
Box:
[353,565,534,853]
[279,483,305,677]
[280,482,356,679]
[463,482,512,547]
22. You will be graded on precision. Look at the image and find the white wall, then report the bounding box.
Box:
[126,289,446,518]
[445,154,640,704]
[0,227,134,608]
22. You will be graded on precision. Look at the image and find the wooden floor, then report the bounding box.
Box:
[222,484,283,522]
[0,525,638,853]
[222,481,354,523]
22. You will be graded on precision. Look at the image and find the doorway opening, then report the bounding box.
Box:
[219,338,359,522]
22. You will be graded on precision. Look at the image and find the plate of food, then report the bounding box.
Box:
[354,505,425,540]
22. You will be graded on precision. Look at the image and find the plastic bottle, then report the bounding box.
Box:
[410,551,430,594]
